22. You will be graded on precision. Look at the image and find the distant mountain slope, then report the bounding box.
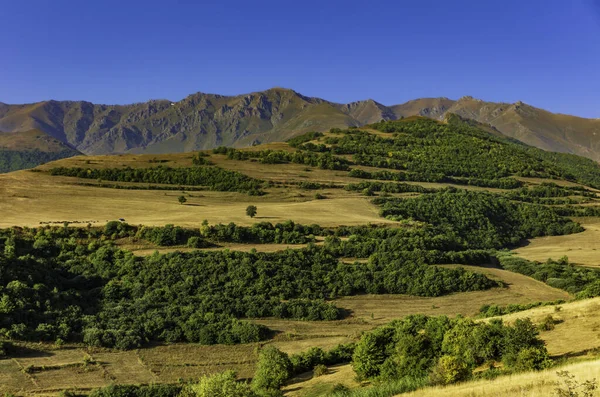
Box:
[0,129,80,173]
[1,88,599,161]
[0,88,385,155]
[395,96,600,162]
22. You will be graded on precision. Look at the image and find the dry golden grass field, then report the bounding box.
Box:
[285,359,600,397]
[400,359,600,397]
[0,148,516,229]
[514,217,600,268]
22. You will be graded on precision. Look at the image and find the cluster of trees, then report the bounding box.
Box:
[49,165,265,195]
[352,314,551,385]
[286,131,324,147]
[0,225,499,349]
[376,189,583,249]
[199,220,321,244]
[213,147,351,170]
[348,168,524,189]
[90,384,182,397]
[554,205,600,218]
[503,182,597,204]
[291,119,600,189]
[497,254,600,297]
[0,149,78,173]
[192,152,211,165]
[479,300,566,318]
[345,181,434,195]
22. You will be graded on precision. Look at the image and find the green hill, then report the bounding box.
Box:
[0,129,80,173]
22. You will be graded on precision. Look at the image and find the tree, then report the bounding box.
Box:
[513,347,551,372]
[429,355,471,385]
[189,370,257,397]
[252,346,291,395]
[246,205,257,218]
[352,329,392,380]
[178,195,187,205]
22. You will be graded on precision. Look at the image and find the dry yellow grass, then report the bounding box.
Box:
[0,170,394,228]
[335,265,569,325]
[401,359,600,397]
[283,364,359,397]
[514,218,600,267]
[485,297,600,357]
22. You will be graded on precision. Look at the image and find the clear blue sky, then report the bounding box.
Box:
[2,0,599,118]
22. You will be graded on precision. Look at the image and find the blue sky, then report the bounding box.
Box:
[1,0,599,118]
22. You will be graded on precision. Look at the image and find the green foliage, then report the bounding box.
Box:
[246,205,257,218]
[287,131,324,147]
[289,343,356,375]
[348,168,523,189]
[501,318,546,369]
[352,328,393,380]
[503,183,597,204]
[429,355,471,385]
[49,165,265,195]
[0,149,78,173]
[187,370,257,397]
[200,221,320,244]
[497,254,600,295]
[478,300,566,318]
[351,315,549,384]
[252,346,291,395]
[513,347,552,372]
[88,384,182,397]
[538,315,561,331]
[357,119,600,189]
[223,148,351,170]
[313,364,328,377]
[192,152,212,166]
[377,189,582,249]
[138,224,198,246]
[178,195,187,204]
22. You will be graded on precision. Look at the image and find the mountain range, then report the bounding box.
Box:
[1,87,599,168]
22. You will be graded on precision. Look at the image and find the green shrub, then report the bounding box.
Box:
[429,355,471,385]
[313,364,328,377]
[252,346,291,394]
[188,370,256,397]
[513,347,552,372]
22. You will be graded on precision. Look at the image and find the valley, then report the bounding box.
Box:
[2,118,600,396]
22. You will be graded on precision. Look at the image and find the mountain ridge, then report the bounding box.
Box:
[1,88,600,162]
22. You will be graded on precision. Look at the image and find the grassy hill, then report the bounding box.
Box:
[0,129,80,173]
[2,89,600,163]
[2,119,600,396]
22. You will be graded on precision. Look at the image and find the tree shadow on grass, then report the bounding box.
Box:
[2,343,54,359]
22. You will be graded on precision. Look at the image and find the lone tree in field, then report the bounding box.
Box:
[246,205,257,218]
[178,195,187,205]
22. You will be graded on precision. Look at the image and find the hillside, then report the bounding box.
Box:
[0,129,80,173]
[2,89,600,163]
[2,119,600,396]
